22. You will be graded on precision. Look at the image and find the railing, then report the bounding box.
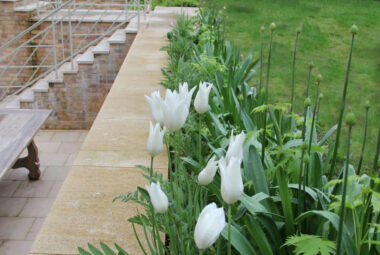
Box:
[0,0,151,101]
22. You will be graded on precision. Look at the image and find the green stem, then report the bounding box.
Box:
[336,124,353,255]
[228,204,232,255]
[259,29,264,91]
[290,32,300,113]
[198,113,202,165]
[164,134,172,180]
[373,122,380,174]
[150,205,158,253]
[150,156,154,179]
[329,33,356,180]
[357,107,369,174]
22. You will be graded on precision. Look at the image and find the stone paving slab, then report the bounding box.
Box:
[28,7,199,255]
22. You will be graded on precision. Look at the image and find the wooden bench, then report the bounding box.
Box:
[0,108,51,180]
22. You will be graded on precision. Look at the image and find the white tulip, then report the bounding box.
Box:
[219,156,244,204]
[198,155,218,185]
[194,82,213,114]
[147,122,166,158]
[162,89,189,132]
[145,91,164,125]
[179,82,196,110]
[194,203,226,249]
[145,182,169,213]
[225,131,246,163]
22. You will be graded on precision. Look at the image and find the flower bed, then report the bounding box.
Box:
[79,8,380,255]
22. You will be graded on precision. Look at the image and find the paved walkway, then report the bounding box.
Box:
[0,130,88,255]
[29,7,196,255]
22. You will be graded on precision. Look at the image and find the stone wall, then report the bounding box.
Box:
[20,34,136,129]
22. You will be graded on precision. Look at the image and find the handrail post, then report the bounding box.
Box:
[137,0,140,31]
[36,0,40,17]
[52,15,58,79]
[68,0,74,70]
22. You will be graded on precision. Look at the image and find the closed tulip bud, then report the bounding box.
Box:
[145,182,168,213]
[194,82,213,114]
[260,25,265,33]
[270,22,276,31]
[345,111,356,126]
[226,131,246,163]
[147,122,166,157]
[309,61,315,69]
[304,97,311,107]
[316,74,323,82]
[194,203,226,249]
[296,26,302,34]
[350,24,358,35]
[238,94,244,101]
[179,82,196,110]
[318,93,324,100]
[301,142,308,151]
[162,89,189,132]
[145,91,164,125]
[304,154,310,164]
[219,156,244,204]
[364,100,370,109]
[198,156,218,185]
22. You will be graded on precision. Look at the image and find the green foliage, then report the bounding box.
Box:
[152,0,199,9]
[284,234,335,255]
[78,243,129,255]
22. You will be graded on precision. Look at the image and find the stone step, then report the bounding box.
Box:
[108,29,126,44]
[32,80,49,93]
[76,47,95,64]
[19,87,34,102]
[14,1,49,12]
[60,61,78,74]
[92,37,110,54]
[0,95,20,109]
[44,70,64,83]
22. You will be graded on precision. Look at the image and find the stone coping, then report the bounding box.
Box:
[29,7,197,255]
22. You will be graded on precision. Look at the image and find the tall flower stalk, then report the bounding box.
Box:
[290,27,301,113]
[336,112,356,254]
[261,22,276,164]
[328,25,358,179]
[357,101,370,174]
[259,25,265,91]
[373,121,380,174]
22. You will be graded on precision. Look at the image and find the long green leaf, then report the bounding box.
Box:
[221,224,257,255]
[245,216,273,255]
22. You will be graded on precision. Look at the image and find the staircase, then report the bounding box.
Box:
[0,0,152,129]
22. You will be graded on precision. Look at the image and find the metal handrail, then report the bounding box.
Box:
[0,0,151,101]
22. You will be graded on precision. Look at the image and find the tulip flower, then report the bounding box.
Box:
[219,156,243,204]
[162,89,189,132]
[145,182,168,213]
[194,81,213,114]
[225,131,246,163]
[194,203,226,249]
[198,155,218,185]
[145,91,164,125]
[147,122,166,158]
[179,82,196,110]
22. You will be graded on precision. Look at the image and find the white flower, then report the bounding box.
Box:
[179,82,196,110]
[145,182,169,213]
[147,122,166,157]
[194,82,213,114]
[225,131,246,163]
[162,89,189,132]
[145,91,164,125]
[194,203,226,249]
[198,155,218,185]
[219,156,244,204]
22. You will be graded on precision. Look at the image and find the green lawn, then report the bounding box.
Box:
[204,0,380,172]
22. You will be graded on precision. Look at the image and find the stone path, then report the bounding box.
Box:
[0,130,88,255]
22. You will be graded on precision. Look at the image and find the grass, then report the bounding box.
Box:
[204,0,380,172]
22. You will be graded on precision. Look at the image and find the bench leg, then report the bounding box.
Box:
[12,140,41,181]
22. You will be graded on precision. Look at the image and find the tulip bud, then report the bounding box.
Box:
[219,156,244,204]
[147,122,166,158]
[316,74,323,82]
[162,89,189,132]
[179,82,196,110]
[296,26,302,34]
[345,111,356,126]
[198,156,218,185]
[364,100,370,110]
[194,203,226,249]
[301,142,308,151]
[260,25,265,33]
[309,61,315,69]
[304,154,310,164]
[350,24,358,35]
[194,82,213,114]
[145,182,168,213]
[304,97,312,107]
[270,22,276,31]
[145,91,164,125]
[238,94,244,101]
[226,131,246,163]
[318,93,324,100]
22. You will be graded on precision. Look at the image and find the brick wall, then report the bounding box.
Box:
[21,34,136,129]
